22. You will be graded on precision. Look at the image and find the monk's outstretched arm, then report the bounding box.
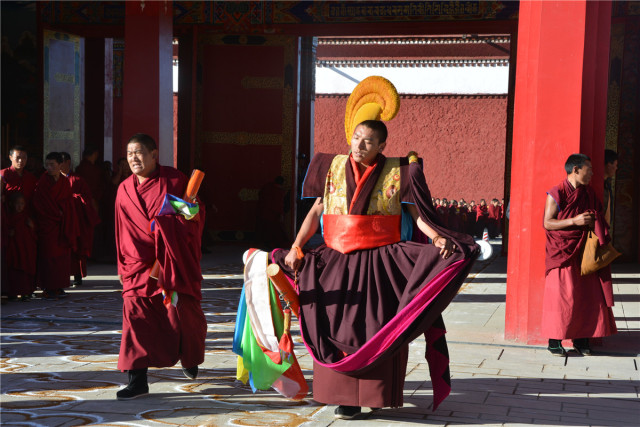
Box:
[284,197,323,270]
[406,204,455,259]
[543,194,595,231]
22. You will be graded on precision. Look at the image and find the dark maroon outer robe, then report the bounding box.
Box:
[436,205,449,227]
[272,153,478,409]
[3,210,37,296]
[1,166,37,205]
[68,173,100,277]
[75,159,104,204]
[448,205,462,232]
[32,173,77,290]
[487,205,501,237]
[115,165,206,371]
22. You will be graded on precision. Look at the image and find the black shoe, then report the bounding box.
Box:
[573,338,592,356]
[41,290,58,300]
[117,368,149,400]
[57,289,68,298]
[548,339,567,357]
[72,275,83,288]
[182,366,198,380]
[334,405,361,420]
[116,384,149,400]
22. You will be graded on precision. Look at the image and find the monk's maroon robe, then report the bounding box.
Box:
[448,206,462,232]
[466,206,477,235]
[32,173,76,291]
[1,166,37,205]
[272,153,478,409]
[475,204,488,236]
[436,205,449,227]
[487,205,501,238]
[75,159,104,204]
[3,210,37,297]
[68,173,100,277]
[115,165,206,371]
[542,179,617,340]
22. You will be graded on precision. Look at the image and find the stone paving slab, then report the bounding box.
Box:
[2,243,639,426]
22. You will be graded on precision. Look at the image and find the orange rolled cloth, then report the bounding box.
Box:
[266,263,300,317]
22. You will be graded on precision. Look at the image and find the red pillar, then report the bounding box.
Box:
[505,0,612,344]
[122,0,173,164]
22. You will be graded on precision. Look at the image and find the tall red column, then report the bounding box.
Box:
[122,0,173,165]
[505,0,612,344]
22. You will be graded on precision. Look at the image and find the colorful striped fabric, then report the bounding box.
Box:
[233,250,308,399]
[150,194,199,233]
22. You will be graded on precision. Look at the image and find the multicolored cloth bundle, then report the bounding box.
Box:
[232,249,308,400]
[150,194,200,308]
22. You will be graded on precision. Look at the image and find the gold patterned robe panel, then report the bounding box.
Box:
[323,155,402,216]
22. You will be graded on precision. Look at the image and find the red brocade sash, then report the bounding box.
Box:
[323,214,401,254]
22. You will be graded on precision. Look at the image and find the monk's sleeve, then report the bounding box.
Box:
[302,153,335,198]
[399,157,416,204]
[114,189,126,278]
[152,172,204,299]
[408,160,477,256]
[77,179,100,226]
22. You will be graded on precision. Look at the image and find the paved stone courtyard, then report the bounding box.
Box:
[1,242,639,426]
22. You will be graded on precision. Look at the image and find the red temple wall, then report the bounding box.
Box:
[314,95,507,202]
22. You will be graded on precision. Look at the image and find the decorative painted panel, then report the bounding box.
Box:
[40,1,519,28]
[43,30,84,164]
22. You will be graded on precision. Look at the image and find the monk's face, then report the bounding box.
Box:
[61,159,71,175]
[127,142,157,179]
[13,197,25,213]
[45,159,61,178]
[574,160,593,186]
[604,160,617,179]
[9,150,27,171]
[350,125,386,167]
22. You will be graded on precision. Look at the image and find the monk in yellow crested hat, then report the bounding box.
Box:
[235,75,479,419]
[344,75,400,145]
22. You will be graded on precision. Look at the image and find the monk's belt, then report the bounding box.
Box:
[323,214,401,254]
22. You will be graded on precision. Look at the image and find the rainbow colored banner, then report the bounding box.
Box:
[233,250,308,400]
[150,194,199,233]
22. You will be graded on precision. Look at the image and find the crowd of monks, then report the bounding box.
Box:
[1,146,131,302]
[432,197,505,239]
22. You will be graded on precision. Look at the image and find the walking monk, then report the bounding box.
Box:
[32,152,77,300]
[115,133,206,400]
[542,153,617,356]
[3,192,37,301]
[60,152,100,287]
[2,146,37,296]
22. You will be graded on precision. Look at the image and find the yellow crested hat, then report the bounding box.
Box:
[344,76,400,144]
